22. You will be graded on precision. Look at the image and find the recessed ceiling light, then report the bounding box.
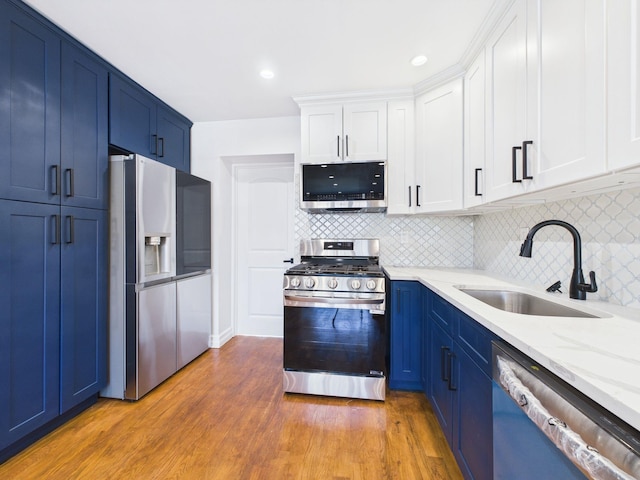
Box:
[260,69,274,79]
[411,55,428,67]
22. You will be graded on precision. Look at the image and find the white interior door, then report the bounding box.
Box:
[234,161,294,337]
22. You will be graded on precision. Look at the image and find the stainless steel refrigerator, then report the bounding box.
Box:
[102,154,178,400]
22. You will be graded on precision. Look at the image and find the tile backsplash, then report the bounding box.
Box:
[474,187,640,309]
[295,185,640,309]
[295,210,474,267]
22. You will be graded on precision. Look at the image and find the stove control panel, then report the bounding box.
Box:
[283,275,385,293]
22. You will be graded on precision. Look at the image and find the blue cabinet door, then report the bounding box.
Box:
[109,73,157,159]
[59,207,107,413]
[109,72,192,171]
[453,348,493,480]
[60,42,109,210]
[428,321,455,445]
[0,2,61,204]
[0,200,61,450]
[389,281,423,390]
[157,105,191,172]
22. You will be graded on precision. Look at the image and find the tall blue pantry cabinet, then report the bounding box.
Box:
[0,0,108,460]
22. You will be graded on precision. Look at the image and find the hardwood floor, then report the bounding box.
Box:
[0,337,463,480]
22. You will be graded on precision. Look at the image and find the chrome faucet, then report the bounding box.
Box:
[519,220,597,300]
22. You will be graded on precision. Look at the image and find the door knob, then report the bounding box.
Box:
[283,258,294,264]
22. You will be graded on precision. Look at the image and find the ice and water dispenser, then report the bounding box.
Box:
[137,157,176,284]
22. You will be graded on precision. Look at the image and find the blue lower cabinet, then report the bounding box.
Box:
[424,286,494,480]
[389,281,423,390]
[0,200,61,451]
[0,200,107,458]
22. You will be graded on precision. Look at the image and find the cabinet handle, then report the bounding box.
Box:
[522,140,533,180]
[474,168,483,196]
[51,165,61,196]
[337,135,340,159]
[51,215,61,245]
[152,134,158,156]
[66,215,75,244]
[448,351,457,391]
[158,137,165,158]
[345,135,349,158]
[65,168,75,197]
[416,185,421,207]
[408,186,412,207]
[440,346,450,381]
[512,146,522,183]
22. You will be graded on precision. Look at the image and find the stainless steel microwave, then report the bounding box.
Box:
[300,161,387,213]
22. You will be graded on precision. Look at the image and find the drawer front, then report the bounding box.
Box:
[428,290,456,336]
[457,312,495,376]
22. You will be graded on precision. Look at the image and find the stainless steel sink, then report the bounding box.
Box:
[457,288,600,318]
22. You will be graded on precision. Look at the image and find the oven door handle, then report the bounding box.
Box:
[284,292,385,308]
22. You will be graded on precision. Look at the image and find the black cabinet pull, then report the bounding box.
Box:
[522,140,533,180]
[448,351,457,391]
[51,165,61,196]
[152,134,158,156]
[51,215,61,245]
[66,168,75,197]
[337,135,340,158]
[66,215,75,244]
[345,135,349,158]
[158,137,165,158]
[416,185,421,207]
[512,145,522,183]
[474,168,482,196]
[440,346,449,381]
[283,258,294,264]
[408,186,412,207]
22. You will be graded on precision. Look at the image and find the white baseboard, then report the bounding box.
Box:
[208,326,234,348]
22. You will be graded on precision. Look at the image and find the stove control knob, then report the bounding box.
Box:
[304,277,316,289]
[350,279,362,290]
[366,279,378,290]
[289,277,301,288]
[327,278,339,289]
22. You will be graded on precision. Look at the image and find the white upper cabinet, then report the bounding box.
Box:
[386,100,416,215]
[463,51,487,208]
[300,102,387,163]
[414,79,464,213]
[485,0,606,202]
[300,104,342,164]
[607,0,640,171]
[529,0,606,189]
[485,0,530,202]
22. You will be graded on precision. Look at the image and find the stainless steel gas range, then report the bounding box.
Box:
[282,239,387,401]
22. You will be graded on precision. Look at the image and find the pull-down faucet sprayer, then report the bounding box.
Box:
[519,220,597,300]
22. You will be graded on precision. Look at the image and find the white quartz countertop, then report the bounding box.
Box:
[383,267,640,432]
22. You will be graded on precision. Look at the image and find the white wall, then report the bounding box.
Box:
[191,116,300,347]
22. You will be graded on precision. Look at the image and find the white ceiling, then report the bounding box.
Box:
[22,0,497,123]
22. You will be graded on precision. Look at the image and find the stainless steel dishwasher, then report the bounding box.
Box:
[492,341,640,480]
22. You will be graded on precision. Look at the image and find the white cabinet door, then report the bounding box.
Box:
[414,79,464,213]
[463,51,486,208]
[530,0,606,188]
[386,99,416,214]
[300,104,342,163]
[300,102,387,163]
[342,102,387,162]
[608,0,640,171]
[485,0,530,202]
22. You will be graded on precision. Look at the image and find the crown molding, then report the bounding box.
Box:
[293,88,415,107]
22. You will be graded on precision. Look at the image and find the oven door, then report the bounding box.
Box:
[283,302,386,377]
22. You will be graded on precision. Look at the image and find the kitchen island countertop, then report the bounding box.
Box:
[384,267,640,432]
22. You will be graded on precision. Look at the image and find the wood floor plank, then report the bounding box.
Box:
[0,336,463,480]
